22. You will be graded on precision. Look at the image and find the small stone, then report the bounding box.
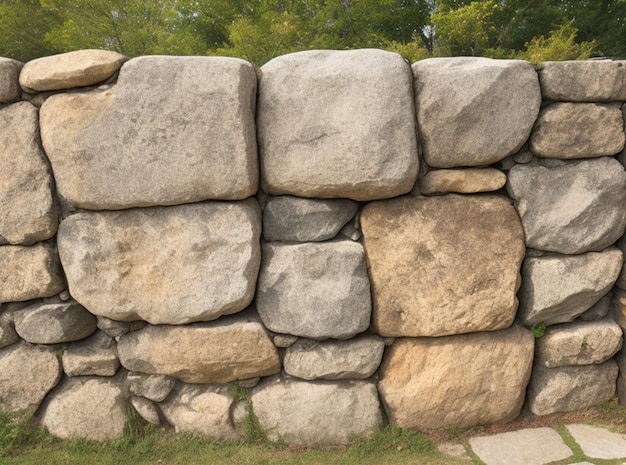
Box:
[130,396,161,425]
[96,316,145,338]
[0,310,19,348]
[127,373,175,402]
[14,301,97,344]
[420,168,506,195]
[514,150,534,164]
[62,331,119,377]
[272,334,298,348]
[339,222,361,241]
[437,442,472,461]
[236,378,260,389]
[578,293,611,321]
[0,57,23,102]
[566,424,626,460]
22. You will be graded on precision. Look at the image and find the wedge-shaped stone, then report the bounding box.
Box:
[62,331,120,377]
[0,309,19,348]
[127,373,174,402]
[378,324,534,430]
[40,56,258,209]
[530,103,625,158]
[413,57,540,168]
[0,58,23,102]
[14,301,97,344]
[57,201,260,325]
[0,102,58,245]
[420,168,506,195]
[117,312,280,384]
[258,49,418,201]
[507,158,626,254]
[518,248,622,326]
[361,195,524,337]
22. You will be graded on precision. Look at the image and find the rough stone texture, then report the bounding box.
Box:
[438,442,472,462]
[578,293,611,321]
[378,324,534,429]
[0,102,58,245]
[283,335,385,380]
[0,309,19,348]
[14,301,97,344]
[117,312,280,384]
[19,49,127,92]
[420,168,506,195]
[361,195,525,337]
[613,289,626,332]
[96,316,145,339]
[130,396,161,425]
[514,150,534,164]
[527,361,618,415]
[262,196,358,242]
[507,158,626,254]
[38,374,128,440]
[518,248,622,326]
[57,201,260,325]
[0,342,61,412]
[0,242,65,303]
[62,331,120,377]
[272,334,298,348]
[469,428,573,465]
[566,424,626,460]
[413,57,540,168]
[258,49,418,201]
[40,56,258,209]
[251,376,382,445]
[538,60,626,102]
[127,373,175,402]
[530,103,625,158]
[0,57,23,102]
[159,382,240,439]
[256,241,371,339]
[535,319,623,367]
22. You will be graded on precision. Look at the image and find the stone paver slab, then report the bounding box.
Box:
[566,424,626,460]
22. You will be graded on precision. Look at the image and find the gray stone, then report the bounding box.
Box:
[420,168,506,195]
[413,57,540,168]
[613,289,626,332]
[0,102,58,245]
[256,241,371,339]
[566,424,626,460]
[40,56,258,209]
[272,334,298,348]
[578,293,611,321]
[469,428,573,465]
[130,396,161,425]
[361,195,525,337]
[96,316,146,339]
[0,341,61,412]
[0,242,64,303]
[251,376,382,445]
[62,331,119,377]
[507,158,626,254]
[38,374,128,440]
[527,361,618,415]
[127,373,175,402]
[284,335,385,380]
[514,150,534,164]
[530,103,625,158]
[258,49,418,201]
[518,248,622,326]
[263,196,358,242]
[0,57,23,102]
[14,301,97,344]
[159,382,240,439]
[19,49,127,92]
[0,309,19,348]
[117,311,280,384]
[57,201,260,325]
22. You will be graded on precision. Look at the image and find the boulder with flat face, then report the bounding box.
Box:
[0,58,23,102]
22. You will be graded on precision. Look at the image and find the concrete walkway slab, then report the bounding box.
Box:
[566,424,626,460]
[469,427,573,465]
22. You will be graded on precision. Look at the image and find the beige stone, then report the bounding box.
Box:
[0,57,23,102]
[62,331,120,377]
[420,168,506,194]
[361,194,525,337]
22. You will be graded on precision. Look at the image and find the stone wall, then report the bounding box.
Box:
[1,49,626,444]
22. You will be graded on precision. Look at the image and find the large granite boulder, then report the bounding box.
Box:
[14,301,97,344]
[0,58,23,102]
[361,194,525,337]
[40,56,258,209]
[258,49,418,201]
[57,201,260,325]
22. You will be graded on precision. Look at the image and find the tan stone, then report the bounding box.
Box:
[378,324,534,429]
[19,49,127,92]
[420,168,506,195]
[361,194,525,337]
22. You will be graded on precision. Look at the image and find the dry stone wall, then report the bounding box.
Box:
[1,49,626,444]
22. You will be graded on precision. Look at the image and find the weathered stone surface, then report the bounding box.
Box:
[514,150,534,164]
[14,301,97,344]
[538,60,626,102]
[127,373,175,402]
[20,49,127,92]
[131,396,161,425]
[613,289,626,331]
[437,442,472,462]
[159,382,240,439]
[420,168,506,195]
[535,319,623,367]
[272,334,298,348]
[566,424,626,460]
[527,361,618,415]
[0,58,23,102]
[0,309,19,348]
[284,335,385,380]
[62,331,119,377]
[378,324,534,430]
[518,248,622,326]
[256,241,371,339]
[57,201,260,325]
[361,195,525,337]
[413,57,540,168]
[0,342,61,412]
[0,242,64,303]
[96,316,145,339]
[579,293,611,321]
[258,49,418,201]
[530,103,625,158]
[263,196,358,242]
[0,102,58,245]
[117,312,280,384]
[251,376,382,445]
[40,56,258,209]
[507,158,626,254]
[38,374,128,440]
